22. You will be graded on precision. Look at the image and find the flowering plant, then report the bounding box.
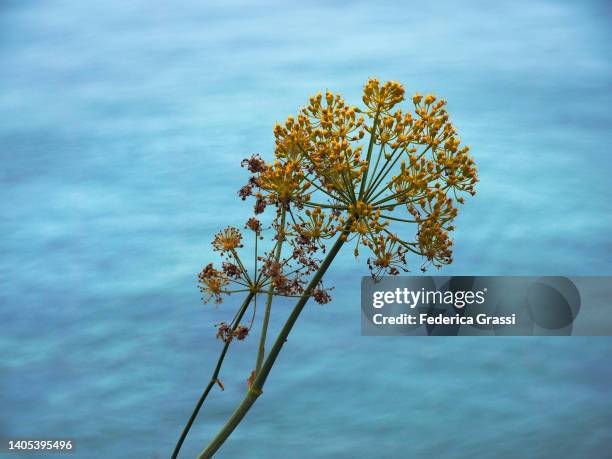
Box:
[172,79,477,458]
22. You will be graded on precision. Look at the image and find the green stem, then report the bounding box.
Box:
[196,226,350,459]
[305,202,347,210]
[231,249,252,285]
[379,214,416,223]
[358,112,380,199]
[255,208,286,373]
[171,291,255,459]
[363,145,402,202]
[363,142,385,195]
[365,142,434,204]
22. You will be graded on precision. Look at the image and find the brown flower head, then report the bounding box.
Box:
[233,325,249,341]
[212,227,243,254]
[198,263,229,304]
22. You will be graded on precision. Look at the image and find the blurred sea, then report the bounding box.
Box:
[1,1,611,458]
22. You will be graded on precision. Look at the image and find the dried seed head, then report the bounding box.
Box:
[212,227,243,254]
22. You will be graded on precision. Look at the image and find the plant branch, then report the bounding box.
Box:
[195,226,350,459]
[255,208,286,373]
[171,290,255,459]
[358,112,380,199]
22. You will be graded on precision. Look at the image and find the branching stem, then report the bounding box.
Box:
[171,291,255,459]
[255,208,286,373]
[195,226,350,459]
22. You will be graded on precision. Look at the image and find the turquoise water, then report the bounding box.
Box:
[1,1,611,458]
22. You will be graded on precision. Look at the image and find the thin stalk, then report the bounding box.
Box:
[371,188,420,207]
[230,250,252,285]
[255,208,286,373]
[171,291,255,459]
[363,142,385,195]
[336,143,358,205]
[219,289,251,294]
[297,144,352,204]
[196,226,350,459]
[379,214,416,223]
[254,230,258,280]
[363,124,417,201]
[358,112,380,199]
[304,202,347,210]
[363,145,402,202]
[303,176,345,202]
[365,140,438,204]
[364,143,415,204]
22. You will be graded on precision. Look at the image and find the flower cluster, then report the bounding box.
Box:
[199,77,477,334]
[362,79,405,113]
[212,227,243,254]
[216,322,249,344]
[197,263,229,304]
[178,79,477,459]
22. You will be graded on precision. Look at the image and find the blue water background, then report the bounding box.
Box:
[1,1,611,458]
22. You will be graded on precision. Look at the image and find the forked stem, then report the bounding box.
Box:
[171,291,255,459]
[255,208,286,373]
[196,226,350,459]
